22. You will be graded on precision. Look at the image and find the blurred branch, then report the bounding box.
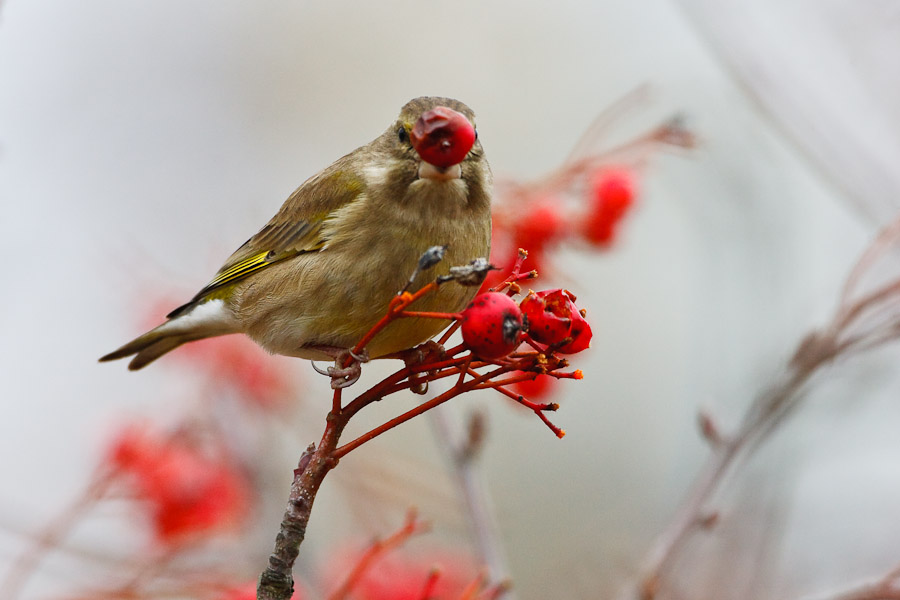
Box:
[0,473,113,600]
[564,85,654,162]
[618,215,900,600]
[492,115,695,202]
[430,406,516,598]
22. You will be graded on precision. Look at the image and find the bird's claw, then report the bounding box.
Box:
[326,348,369,389]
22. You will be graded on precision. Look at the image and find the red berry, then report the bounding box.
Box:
[513,372,557,399]
[513,201,564,252]
[520,291,572,346]
[410,107,476,168]
[584,167,636,246]
[520,289,592,354]
[460,292,524,359]
[557,310,592,354]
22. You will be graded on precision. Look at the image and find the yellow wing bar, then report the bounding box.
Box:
[204,251,273,291]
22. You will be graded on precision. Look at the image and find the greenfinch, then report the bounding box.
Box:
[101,97,492,372]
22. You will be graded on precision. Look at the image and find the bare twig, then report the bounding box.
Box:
[258,441,340,600]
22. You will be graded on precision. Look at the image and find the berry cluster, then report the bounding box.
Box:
[107,424,250,545]
[460,288,592,360]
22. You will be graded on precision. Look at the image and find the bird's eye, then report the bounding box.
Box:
[398,127,409,144]
[474,129,478,140]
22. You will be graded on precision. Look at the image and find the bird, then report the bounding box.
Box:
[100,96,492,381]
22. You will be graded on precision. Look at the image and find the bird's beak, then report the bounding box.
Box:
[418,161,462,181]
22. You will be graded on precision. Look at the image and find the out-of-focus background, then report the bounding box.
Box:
[2,1,900,599]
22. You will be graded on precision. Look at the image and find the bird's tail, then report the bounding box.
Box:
[99,300,238,370]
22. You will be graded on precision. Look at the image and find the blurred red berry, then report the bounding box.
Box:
[512,371,557,399]
[584,167,636,246]
[460,292,525,359]
[507,200,565,275]
[478,221,513,292]
[108,425,250,545]
[520,289,592,354]
[410,107,476,168]
[513,200,564,253]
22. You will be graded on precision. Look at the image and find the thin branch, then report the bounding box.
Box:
[258,435,342,600]
[416,568,442,600]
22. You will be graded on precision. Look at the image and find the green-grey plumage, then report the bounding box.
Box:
[100,96,492,370]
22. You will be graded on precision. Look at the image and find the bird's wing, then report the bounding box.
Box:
[167,159,366,318]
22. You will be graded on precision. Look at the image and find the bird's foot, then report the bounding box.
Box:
[399,341,447,395]
[325,348,369,389]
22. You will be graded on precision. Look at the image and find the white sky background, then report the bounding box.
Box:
[1,1,899,599]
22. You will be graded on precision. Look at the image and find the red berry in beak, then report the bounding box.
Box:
[410,107,476,168]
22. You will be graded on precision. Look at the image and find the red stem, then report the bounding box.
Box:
[489,384,564,438]
[416,569,442,600]
[402,310,462,320]
[334,365,513,459]
[349,284,441,359]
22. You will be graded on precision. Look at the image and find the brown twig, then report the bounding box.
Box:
[333,364,515,460]
[257,437,341,600]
